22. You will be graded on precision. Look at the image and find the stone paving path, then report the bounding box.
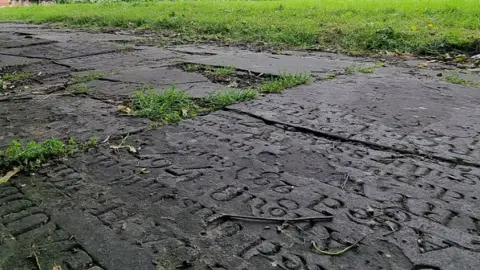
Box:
[1,23,480,270]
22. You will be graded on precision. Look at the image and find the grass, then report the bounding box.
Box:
[69,84,89,94]
[257,73,311,93]
[206,66,235,77]
[0,137,99,176]
[130,87,197,123]
[130,87,259,122]
[72,71,104,84]
[345,62,385,74]
[1,72,33,82]
[205,89,258,108]
[0,138,72,172]
[184,64,202,72]
[443,75,480,87]
[0,1,479,56]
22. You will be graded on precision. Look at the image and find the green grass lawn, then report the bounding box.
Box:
[0,0,479,55]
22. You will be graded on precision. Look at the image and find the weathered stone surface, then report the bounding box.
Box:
[0,96,149,144]
[185,50,362,75]
[0,54,42,68]
[56,46,180,72]
[230,69,480,164]
[1,23,479,270]
[0,32,55,48]
[0,41,119,60]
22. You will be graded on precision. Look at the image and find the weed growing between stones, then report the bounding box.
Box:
[129,87,259,123]
[257,73,311,93]
[203,89,259,109]
[442,75,480,87]
[72,71,104,84]
[0,137,99,181]
[1,72,34,90]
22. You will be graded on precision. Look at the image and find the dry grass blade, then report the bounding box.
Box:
[311,234,369,256]
[0,167,21,184]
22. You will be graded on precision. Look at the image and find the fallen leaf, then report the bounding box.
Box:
[117,105,132,114]
[0,168,21,184]
[140,168,150,174]
[52,264,62,270]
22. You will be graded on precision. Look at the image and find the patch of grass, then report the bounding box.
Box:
[130,87,197,123]
[205,89,259,109]
[257,73,311,93]
[322,74,337,80]
[345,62,384,74]
[69,84,89,94]
[1,72,33,83]
[0,137,99,175]
[0,138,74,172]
[442,75,480,87]
[207,66,235,77]
[0,1,479,56]
[72,71,104,84]
[357,66,377,74]
[184,64,202,72]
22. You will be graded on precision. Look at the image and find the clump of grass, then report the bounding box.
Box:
[72,71,104,84]
[184,64,202,72]
[345,62,384,74]
[357,66,377,73]
[443,75,480,87]
[205,89,258,109]
[206,66,235,77]
[257,73,311,93]
[322,74,337,80]
[1,72,33,82]
[130,87,197,123]
[0,138,75,172]
[69,84,89,94]
[0,137,100,175]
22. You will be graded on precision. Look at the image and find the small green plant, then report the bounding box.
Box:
[69,84,89,94]
[345,65,356,74]
[1,72,33,83]
[184,64,202,72]
[205,89,259,109]
[72,71,104,84]
[257,73,311,93]
[443,75,480,87]
[346,62,384,74]
[205,66,235,77]
[357,66,376,73]
[0,138,74,172]
[322,74,337,80]
[130,87,197,122]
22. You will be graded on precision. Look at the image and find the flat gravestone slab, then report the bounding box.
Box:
[103,66,209,85]
[185,51,360,75]
[230,69,480,164]
[0,41,119,60]
[31,31,142,43]
[0,32,55,49]
[0,96,149,145]
[13,110,480,270]
[0,54,43,68]
[56,47,179,71]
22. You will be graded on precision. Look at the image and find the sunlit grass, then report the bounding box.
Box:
[1,0,478,55]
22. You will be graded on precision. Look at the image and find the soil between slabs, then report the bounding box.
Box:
[1,23,480,270]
